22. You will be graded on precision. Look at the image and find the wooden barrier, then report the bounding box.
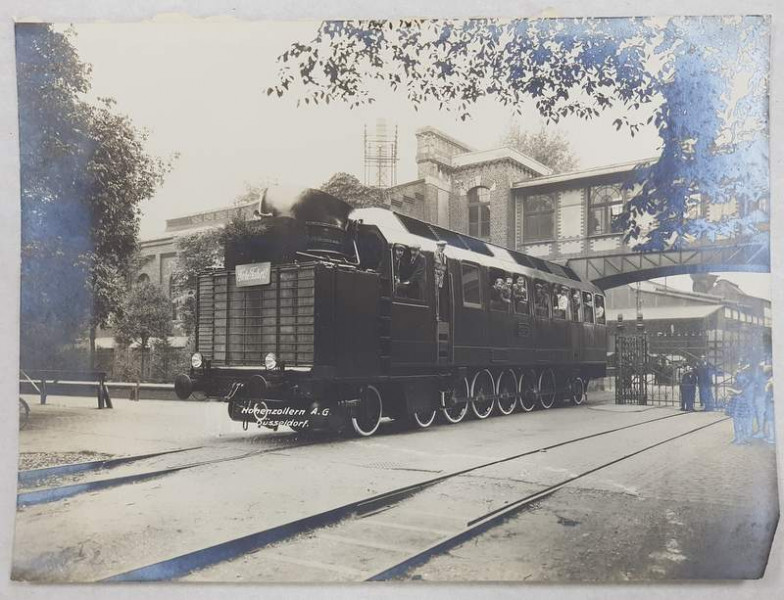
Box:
[20,370,113,409]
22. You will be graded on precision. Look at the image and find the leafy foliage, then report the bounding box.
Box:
[500,123,579,173]
[320,172,389,208]
[16,24,170,367]
[268,17,769,252]
[171,229,223,337]
[113,281,173,377]
[172,230,224,293]
[172,212,263,337]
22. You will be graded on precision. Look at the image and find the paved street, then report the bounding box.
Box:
[12,393,781,583]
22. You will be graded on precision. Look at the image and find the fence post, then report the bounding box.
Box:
[97,374,105,409]
[103,380,113,409]
[40,379,47,405]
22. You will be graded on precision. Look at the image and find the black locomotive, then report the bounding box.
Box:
[174,187,608,436]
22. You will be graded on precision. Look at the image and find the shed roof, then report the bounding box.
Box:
[607,305,722,322]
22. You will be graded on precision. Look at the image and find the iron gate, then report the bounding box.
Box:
[615,316,648,405]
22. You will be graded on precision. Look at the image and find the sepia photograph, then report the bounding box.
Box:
[3,2,781,594]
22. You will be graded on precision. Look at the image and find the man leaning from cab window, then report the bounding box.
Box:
[399,243,426,300]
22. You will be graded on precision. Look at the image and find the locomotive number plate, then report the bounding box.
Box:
[236,262,271,287]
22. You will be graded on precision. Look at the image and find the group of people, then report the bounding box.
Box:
[392,241,606,326]
[490,275,529,312]
[678,356,718,412]
[726,358,775,445]
[680,354,776,445]
[393,243,426,300]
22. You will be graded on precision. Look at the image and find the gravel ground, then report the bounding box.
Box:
[18,451,114,472]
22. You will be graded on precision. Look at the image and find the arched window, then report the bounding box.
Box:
[136,273,150,285]
[588,185,624,236]
[467,187,491,240]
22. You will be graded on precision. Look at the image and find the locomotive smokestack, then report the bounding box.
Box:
[224,186,357,268]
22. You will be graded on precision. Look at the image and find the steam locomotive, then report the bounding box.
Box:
[174,187,608,436]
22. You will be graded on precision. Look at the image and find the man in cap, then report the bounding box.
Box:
[401,242,426,300]
[512,275,529,314]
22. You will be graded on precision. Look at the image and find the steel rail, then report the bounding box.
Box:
[100,409,693,582]
[366,416,729,581]
[17,439,326,508]
[18,447,203,487]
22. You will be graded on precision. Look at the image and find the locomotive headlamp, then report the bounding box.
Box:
[264,352,278,370]
[190,352,204,369]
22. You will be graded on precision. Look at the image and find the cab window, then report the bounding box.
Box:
[392,244,426,302]
[595,294,606,325]
[553,285,569,320]
[534,280,551,319]
[512,274,530,315]
[462,263,482,308]
[570,288,582,322]
[582,291,595,323]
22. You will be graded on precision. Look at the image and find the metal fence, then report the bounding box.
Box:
[614,316,743,409]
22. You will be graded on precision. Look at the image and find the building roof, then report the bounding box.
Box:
[415,126,475,152]
[452,147,552,176]
[512,157,658,190]
[607,305,722,322]
[631,281,723,305]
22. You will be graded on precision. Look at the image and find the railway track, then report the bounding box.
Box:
[16,437,330,507]
[16,402,667,508]
[97,410,724,582]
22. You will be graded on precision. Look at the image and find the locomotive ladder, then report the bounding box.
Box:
[436,272,453,365]
[437,321,450,364]
[378,278,392,372]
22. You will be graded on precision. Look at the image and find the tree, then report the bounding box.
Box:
[320,172,389,208]
[171,229,224,338]
[171,182,270,338]
[16,24,170,369]
[113,281,173,381]
[17,24,94,367]
[500,123,578,173]
[84,100,170,368]
[267,17,769,252]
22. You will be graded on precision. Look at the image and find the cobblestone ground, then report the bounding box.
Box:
[407,419,779,582]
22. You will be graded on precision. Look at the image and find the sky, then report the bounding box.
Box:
[61,18,770,300]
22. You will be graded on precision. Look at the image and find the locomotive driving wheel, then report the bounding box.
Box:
[569,376,587,405]
[350,385,383,437]
[538,368,557,409]
[518,370,537,412]
[469,370,495,419]
[496,370,517,416]
[409,406,437,429]
[441,377,469,424]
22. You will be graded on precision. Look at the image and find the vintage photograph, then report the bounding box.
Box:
[10,13,778,584]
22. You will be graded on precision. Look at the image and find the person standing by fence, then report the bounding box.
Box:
[727,362,754,445]
[679,366,697,411]
[762,361,775,444]
[751,360,769,439]
[695,356,717,411]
